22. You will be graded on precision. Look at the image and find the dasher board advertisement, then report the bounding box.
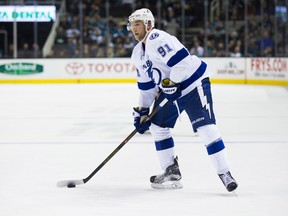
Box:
[0,6,56,22]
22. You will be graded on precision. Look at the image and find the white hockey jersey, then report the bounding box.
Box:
[131,28,210,108]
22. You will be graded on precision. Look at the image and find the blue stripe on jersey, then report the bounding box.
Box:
[206,139,225,155]
[155,137,174,151]
[180,61,207,90]
[167,48,189,67]
[137,81,156,90]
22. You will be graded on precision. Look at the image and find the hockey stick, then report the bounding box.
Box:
[57,97,168,188]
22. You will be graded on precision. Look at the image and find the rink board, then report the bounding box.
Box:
[0,58,287,86]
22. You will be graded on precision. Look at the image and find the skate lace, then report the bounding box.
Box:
[220,173,234,186]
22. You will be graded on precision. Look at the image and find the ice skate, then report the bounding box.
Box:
[218,171,238,192]
[150,156,183,189]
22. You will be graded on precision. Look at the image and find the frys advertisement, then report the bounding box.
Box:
[246,58,288,80]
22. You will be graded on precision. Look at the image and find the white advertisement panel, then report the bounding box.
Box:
[0,6,56,22]
[0,58,287,85]
[246,58,288,80]
[205,58,245,81]
[0,58,135,80]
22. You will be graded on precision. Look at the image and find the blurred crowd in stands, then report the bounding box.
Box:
[0,0,287,58]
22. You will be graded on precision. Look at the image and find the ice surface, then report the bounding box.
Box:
[0,83,287,216]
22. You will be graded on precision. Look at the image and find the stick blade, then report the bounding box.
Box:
[56,179,84,188]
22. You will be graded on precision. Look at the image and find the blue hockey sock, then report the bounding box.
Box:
[155,137,175,170]
[206,139,229,174]
[206,139,225,155]
[155,137,174,151]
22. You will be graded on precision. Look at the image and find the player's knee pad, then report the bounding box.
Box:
[149,123,171,142]
[197,124,222,146]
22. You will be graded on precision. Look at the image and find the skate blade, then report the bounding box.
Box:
[231,189,238,197]
[151,180,183,189]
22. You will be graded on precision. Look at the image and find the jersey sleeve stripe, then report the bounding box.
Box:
[166,48,190,67]
[180,61,207,90]
[137,81,156,90]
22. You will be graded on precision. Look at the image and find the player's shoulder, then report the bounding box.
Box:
[147,29,169,44]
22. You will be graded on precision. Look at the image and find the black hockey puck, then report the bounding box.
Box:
[67,183,76,188]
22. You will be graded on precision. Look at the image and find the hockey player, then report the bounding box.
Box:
[128,8,238,192]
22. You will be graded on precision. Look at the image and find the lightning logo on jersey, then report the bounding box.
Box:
[141,60,162,85]
[198,86,211,119]
[149,33,159,40]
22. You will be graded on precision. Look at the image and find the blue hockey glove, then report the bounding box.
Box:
[161,78,181,101]
[133,107,151,134]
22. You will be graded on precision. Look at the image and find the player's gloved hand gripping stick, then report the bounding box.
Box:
[133,107,151,134]
[57,96,168,188]
[161,78,181,101]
